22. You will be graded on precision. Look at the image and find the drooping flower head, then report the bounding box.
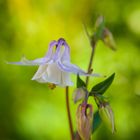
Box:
[76,103,93,140]
[8,38,100,87]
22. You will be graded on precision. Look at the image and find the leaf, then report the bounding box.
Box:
[92,111,102,133]
[77,74,86,88]
[89,73,115,96]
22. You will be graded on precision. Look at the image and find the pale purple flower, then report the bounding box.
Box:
[8,38,100,87]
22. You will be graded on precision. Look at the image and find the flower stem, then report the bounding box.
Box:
[83,42,96,105]
[85,43,96,87]
[83,23,96,87]
[66,86,74,140]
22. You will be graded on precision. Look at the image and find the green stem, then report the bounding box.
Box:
[85,46,95,87]
[83,23,96,88]
[84,42,96,105]
[66,86,74,140]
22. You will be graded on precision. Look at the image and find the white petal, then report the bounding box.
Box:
[32,62,73,86]
[44,63,73,86]
[33,63,61,84]
[33,77,48,83]
[47,63,62,83]
[32,64,48,80]
[61,72,73,86]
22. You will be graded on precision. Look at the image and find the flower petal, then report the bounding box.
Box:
[45,63,62,84]
[45,62,73,86]
[57,61,101,77]
[52,39,65,61]
[32,62,73,86]
[61,71,73,86]
[7,56,45,66]
[7,41,58,66]
[57,61,87,75]
[61,41,70,61]
[44,40,58,61]
[32,64,48,80]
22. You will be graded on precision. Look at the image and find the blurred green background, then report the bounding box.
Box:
[0,0,140,140]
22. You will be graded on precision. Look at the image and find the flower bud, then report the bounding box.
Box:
[91,16,105,44]
[72,88,86,103]
[95,16,104,29]
[102,28,116,51]
[99,103,115,133]
[76,103,93,140]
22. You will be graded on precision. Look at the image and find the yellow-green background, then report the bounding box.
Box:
[0,0,140,140]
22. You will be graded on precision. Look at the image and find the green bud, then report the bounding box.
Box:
[93,16,105,41]
[102,28,116,51]
[99,103,115,133]
[95,16,104,29]
[76,103,93,140]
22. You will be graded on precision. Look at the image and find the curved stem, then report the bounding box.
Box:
[66,86,74,140]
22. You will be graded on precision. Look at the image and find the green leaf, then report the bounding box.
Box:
[89,73,115,96]
[77,74,86,88]
[92,111,102,133]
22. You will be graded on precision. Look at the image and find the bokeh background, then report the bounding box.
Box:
[0,0,140,140]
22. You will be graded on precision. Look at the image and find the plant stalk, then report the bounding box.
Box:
[66,86,74,140]
[85,43,96,87]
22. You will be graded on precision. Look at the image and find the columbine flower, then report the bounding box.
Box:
[8,38,100,87]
